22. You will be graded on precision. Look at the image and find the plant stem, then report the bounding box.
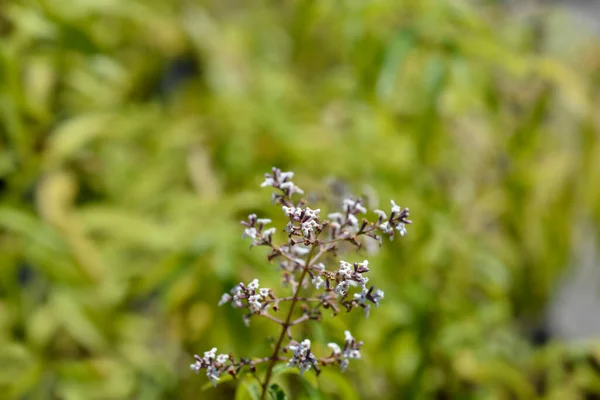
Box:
[259,245,317,399]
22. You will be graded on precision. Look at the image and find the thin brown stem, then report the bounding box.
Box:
[259,312,285,325]
[263,296,322,304]
[250,356,286,364]
[272,246,306,266]
[290,314,310,326]
[319,224,379,246]
[309,247,328,265]
[259,245,317,399]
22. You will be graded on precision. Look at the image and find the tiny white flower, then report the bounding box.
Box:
[312,276,325,289]
[335,281,350,296]
[280,181,304,195]
[390,200,401,214]
[355,275,369,286]
[216,354,229,364]
[344,331,354,343]
[190,361,201,373]
[331,330,362,371]
[285,222,295,234]
[379,221,393,234]
[260,177,275,187]
[263,227,276,237]
[206,365,220,386]
[248,279,260,291]
[343,198,355,209]
[354,288,368,304]
[374,209,387,220]
[203,348,217,362]
[352,286,372,313]
[337,261,353,279]
[355,203,367,214]
[231,285,242,295]
[339,359,350,372]
[231,285,243,301]
[305,207,320,219]
[248,295,262,312]
[242,227,257,239]
[256,218,272,225]
[218,293,232,306]
[313,263,326,272]
[288,339,314,375]
[347,214,358,227]
[328,212,344,221]
[372,289,384,307]
[301,220,318,236]
[346,348,361,360]
[282,206,296,216]
[259,288,270,298]
[396,223,407,237]
[298,362,311,374]
[280,171,295,180]
[328,343,341,355]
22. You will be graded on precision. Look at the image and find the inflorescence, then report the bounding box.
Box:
[191,168,412,396]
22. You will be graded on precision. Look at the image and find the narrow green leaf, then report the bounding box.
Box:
[376,28,415,101]
[271,364,318,389]
[268,383,288,400]
[234,376,261,400]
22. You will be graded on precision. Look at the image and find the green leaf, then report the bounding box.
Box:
[267,383,288,400]
[234,377,261,400]
[45,113,114,167]
[376,28,415,101]
[271,364,297,378]
[271,364,318,389]
[318,369,360,400]
[51,290,107,352]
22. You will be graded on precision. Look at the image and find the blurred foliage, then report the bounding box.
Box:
[1,0,600,399]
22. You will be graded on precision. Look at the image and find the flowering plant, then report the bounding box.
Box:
[191,168,411,398]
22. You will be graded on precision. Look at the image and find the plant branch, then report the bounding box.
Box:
[263,296,323,304]
[290,314,310,326]
[259,245,317,399]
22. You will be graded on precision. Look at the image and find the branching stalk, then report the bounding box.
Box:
[260,245,317,399]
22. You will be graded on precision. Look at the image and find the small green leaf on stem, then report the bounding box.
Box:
[267,383,288,400]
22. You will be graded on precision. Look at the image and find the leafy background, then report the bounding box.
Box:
[1,0,600,399]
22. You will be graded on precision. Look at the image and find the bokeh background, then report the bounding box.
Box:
[1,0,600,399]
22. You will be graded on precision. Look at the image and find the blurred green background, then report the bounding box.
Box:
[1,0,600,399]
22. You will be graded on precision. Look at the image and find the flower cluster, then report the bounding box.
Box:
[334,260,370,296]
[283,206,322,240]
[241,214,276,247]
[261,168,304,201]
[286,339,317,375]
[326,331,363,372]
[285,330,363,376]
[190,348,231,386]
[191,167,412,397]
[327,198,368,238]
[219,279,273,313]
[374,200,411,240]
[352,286,384,317]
